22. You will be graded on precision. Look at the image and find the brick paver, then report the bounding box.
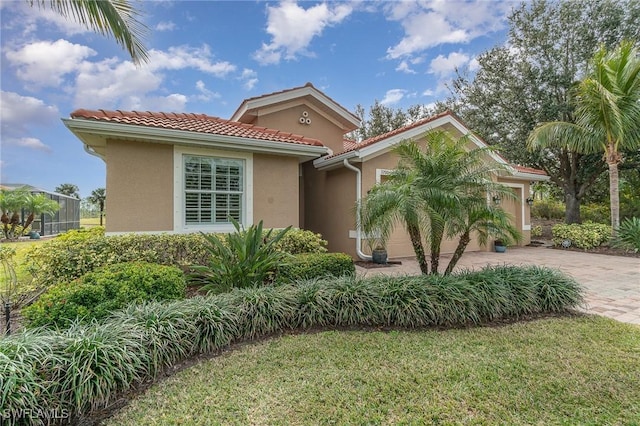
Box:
[356,246,640,325]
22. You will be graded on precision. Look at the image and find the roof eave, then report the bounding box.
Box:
[510,170,550,181]
[62,118,329,161]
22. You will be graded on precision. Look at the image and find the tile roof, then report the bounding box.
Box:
[513,165,548,176]
[69,109,325,147]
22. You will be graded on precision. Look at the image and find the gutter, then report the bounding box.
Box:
[342,159,372,261]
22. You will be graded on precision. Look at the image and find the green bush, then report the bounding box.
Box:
[189,219,292,293]
[531,225,543,238]
[270,228,328,254]
[551,222,611,250]
[22,262,186,328]
[531,199,565,220]
[24,228,328,289]
[614,217,640,252]
[1,265,583,424]
[581,204,610,224]
[56,226,105,242]
[277,252,355,284]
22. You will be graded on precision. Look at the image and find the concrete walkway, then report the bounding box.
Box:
[356,246,640,325]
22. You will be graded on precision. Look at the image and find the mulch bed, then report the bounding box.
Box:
[355,260,403,269]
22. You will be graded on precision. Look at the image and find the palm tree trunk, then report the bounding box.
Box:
[23,213,35,236]
[1,213,9,239]
[99,201,104,226]
[607,158,620,235]
[8,212,20,239]
[430,227,444,275]
[407,223,429,275]
[445,232,471,275]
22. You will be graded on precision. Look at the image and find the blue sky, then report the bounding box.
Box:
[1,0,515,198]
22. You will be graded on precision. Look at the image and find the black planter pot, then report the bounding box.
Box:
[372,248,388,264]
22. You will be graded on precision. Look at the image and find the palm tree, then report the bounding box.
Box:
[29,0,149,65]
[360,132,516,275]
[21,194,60,236]
[528,41,640,233]
[88,188,106,226]
[444,204,521,275]
[54,183,80,199]
[0,188,30,239]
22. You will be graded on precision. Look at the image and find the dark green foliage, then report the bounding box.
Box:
[277,252,355,284]
[190,219,292,293]
[531,199,566,220]
[2,266,583,424]
[22,262,186,328]
[614,217,640,252]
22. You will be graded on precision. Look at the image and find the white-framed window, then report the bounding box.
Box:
[174,147,253,232]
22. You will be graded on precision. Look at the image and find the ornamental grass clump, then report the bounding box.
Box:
[0,265,584,425]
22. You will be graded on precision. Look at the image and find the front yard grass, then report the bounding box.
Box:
[108,315,640,425]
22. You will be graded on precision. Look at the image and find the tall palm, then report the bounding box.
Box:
[361,132,515,275]
[30,0,149,64]
[21,194,60,235]
[528,41,640,232]
[88,188,106,226]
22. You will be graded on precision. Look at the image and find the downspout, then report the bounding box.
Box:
[343,159,372,261]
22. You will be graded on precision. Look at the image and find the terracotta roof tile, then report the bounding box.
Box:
[69,109,325,147]
[513,165,548,176]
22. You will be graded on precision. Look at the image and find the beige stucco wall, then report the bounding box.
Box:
[496,177,532,246]
[252,103,347,154]
[253,153,300,228]
[105,139,173,232]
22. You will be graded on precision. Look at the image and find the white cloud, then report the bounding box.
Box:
[380,89,407,106]
[194,80,221,102]
[72,45,237,110]
[429,51,471,77]
[5,39,96,87]
[386,1,508,59]
[10,137,52,153]
[155,21,176,31]
[396,60,416,74]
[0,91,59,136]
[422,89,435,97]
[240,69,258,90]
[148,45,236,77]
[253,0,353,65]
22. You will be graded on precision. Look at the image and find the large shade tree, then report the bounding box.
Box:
[29,0,148,64]
[446,0,639,223]
[528,41,640,233]
[360,132,520,275]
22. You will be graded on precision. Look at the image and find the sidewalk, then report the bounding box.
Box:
[356,246,640,325]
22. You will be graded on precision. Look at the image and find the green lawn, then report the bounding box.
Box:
[80,217,105,227]
[107,316,640,425]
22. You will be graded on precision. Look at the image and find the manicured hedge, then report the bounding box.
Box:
[1,265,583,425]
[277,252,355,284]
[22,262,186,328]
[25,229,327,289]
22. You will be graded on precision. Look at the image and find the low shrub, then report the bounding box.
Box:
[551,222,611,250]
[56,226,105,242]
[614,217,640,252]
[531,199,565,220]
[2,265,583,425]
[24,227,328,289]
[22,262,186,328]
[277,252,355,284]
[270,228,328,254]
[531,225,543,238]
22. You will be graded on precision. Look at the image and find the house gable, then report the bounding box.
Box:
[230,82,360,154]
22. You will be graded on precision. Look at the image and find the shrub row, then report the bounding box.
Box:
[552,222,611,250]
[25,228,327,288]
[22,262,186,328]
[277,252,355,284]
[1,266,583,425]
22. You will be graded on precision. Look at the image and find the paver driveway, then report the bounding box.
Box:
[356,246,640,325]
